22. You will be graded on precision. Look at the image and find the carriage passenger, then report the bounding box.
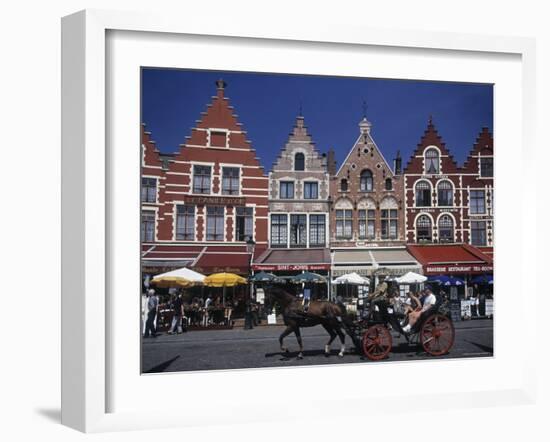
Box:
[402,289,436,333]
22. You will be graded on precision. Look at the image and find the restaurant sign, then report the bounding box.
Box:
[183,194,246,206]
[253,264,331,271]
[425,264,493,275]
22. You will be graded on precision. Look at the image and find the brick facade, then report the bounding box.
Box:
[141,80,269,264]
[268,115,330,249]
[403,120,493,247]
[329,117,405,247]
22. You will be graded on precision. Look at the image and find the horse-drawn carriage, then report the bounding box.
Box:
[350,297,455,361]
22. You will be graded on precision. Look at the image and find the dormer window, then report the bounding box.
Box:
[425,148,440,174]
[294,152,305,171]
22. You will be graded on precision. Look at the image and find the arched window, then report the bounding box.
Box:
[294,152,305,171]
[438,215,454,243]
[425,148,440,174]
[360,169,373,192]
[415,180,431,207]
[340,178,348,192]
[437,180,453,206]
[385,178,393,191]
[416,215,432,241]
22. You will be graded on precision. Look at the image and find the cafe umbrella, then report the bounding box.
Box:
[395,271,427,284]
[331,272,370,299]
[249,271,284,283]
[471,274,494,285]
[204,272,248,305]
[150,267,206,288]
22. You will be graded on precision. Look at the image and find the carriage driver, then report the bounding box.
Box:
[365,278,389,318]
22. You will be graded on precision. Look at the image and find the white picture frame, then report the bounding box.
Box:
[61,9,537,433]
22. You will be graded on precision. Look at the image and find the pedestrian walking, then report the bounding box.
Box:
[144,288,159,338]
[168,292,184,334]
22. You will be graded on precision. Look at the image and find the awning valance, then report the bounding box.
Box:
[406,244,493,275]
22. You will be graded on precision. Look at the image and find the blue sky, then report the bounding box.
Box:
[141,69,493,170]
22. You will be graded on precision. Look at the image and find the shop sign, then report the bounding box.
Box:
[253,263,330,271]
[425,264,493,275]
[183,194,246,206]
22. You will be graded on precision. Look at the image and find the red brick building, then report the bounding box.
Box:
[461,127,494,250]
[141,80,269,275]
[403,119,494,249]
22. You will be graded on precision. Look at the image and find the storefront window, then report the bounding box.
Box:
[235,207,253,241]
[336,209,352,239]
[193,165,211,194]
[270,214,288,247]
[290,214,307,247]
[381,209,398,239]
[176,205,195,240]
[206,206,224,241]
[141,210,155,242]
[309,214,325,247]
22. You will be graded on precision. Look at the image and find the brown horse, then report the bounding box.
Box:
[264,286,359,359]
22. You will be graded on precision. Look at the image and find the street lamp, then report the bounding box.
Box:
[245,237,256,330]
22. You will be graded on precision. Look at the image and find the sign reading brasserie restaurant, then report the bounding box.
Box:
[425,264,493,275]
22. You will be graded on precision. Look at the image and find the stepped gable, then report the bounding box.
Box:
[272,115,325,172]
[175,80,264,173]
[462,127,494,173]
[141,123,163,168]
[403,118,460,174]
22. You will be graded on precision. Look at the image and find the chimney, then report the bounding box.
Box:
[394,150,402,175]
[327,148,337,176]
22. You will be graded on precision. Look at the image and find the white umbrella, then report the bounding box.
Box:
[395,271,427,284]
[332,272,370,285]
[151,267,206,287]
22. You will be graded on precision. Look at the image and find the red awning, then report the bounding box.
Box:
[252,248,331,272]
[406,244,493,275]
[142,244,266,275]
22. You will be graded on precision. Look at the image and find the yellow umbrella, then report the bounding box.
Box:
[204,272,247,287]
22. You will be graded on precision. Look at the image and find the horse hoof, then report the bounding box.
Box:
[325,352,330,357]
[297,354,303,360]
[338,353,344,358]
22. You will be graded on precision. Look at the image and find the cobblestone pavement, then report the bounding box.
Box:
[141,319,493,373]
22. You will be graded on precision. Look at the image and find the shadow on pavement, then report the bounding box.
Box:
[144,355,181,373]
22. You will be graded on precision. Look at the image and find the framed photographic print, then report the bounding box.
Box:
[62,9,537,433]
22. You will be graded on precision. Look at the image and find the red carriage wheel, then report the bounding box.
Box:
[420,314,455,356]
[362,324,392,361]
